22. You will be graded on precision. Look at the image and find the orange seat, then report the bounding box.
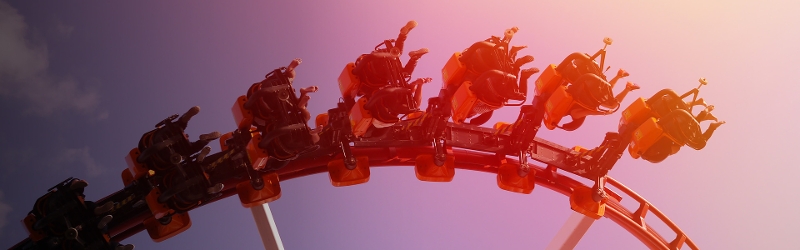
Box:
[533,64,563,97]
[245,132,269,170]
[125,148,148,181]
[231,95,254,130]
[22,213,46,241]
[620,97,652,131]
[349,97,373,138]
[628,117,679,159]
[450,81,501,124]
[338,62,360,99]
[442,52,466,88]
[543,86,575,130]
[121,169,134,187]
[144,188,174,220]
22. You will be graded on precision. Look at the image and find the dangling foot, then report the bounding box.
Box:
[287,58,302,71]
[199,131,221,142]
[285,58,302,82]
[520,67,540,80]
[97,215,113,229]
[514,55,535,68]
[410,77,432,87]
[608,69,630,88]
[616,69,630,78]
[115,244,135,250]
[94,202,115,215]
[503,27,519,41]
[207,183,224,194]
[693,103,714,121]
[611,82,640,107]
[132,200,145,208]
[509,45,527,58]
[695,108,719,122]
[300,86,319,95]
[400,20,418,35]
[625,81,640,91]
[703,121,725,140]
[196,146,211,162]
[408,48,429,59]
[687,98,709,109]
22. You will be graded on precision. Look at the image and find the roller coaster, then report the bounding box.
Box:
[8,21,724,250]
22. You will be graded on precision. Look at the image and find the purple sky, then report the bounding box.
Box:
[1,0,798,249]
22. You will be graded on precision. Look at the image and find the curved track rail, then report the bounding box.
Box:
[102,147,696,250]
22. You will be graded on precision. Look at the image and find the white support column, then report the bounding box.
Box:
[545,211,596,250]
[250,203,285,250]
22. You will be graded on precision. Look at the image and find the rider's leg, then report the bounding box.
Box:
[395,20,418,55]
[695,105,718,122]
[518,67,540,98]
[608,69,629,89]
[509,45,527,60]
[403,48,429,76]
[298,86,319,122]
[702,121,724,141]
[286,58,302,83]
[514,55,535,69]
[410,77,432,109]
[613,82,640,105]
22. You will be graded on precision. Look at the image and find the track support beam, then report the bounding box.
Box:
[545,211,596,250]
[250,203,285,250]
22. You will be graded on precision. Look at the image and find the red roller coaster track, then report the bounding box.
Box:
[277,148,698,250]
[96,147,695,250]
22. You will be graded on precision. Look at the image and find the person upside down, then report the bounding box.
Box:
[457,30,538,105]
[351,20,432,125]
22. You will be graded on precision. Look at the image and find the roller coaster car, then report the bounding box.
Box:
[242,67,318,165]
[134,106,219,175]
[339,50,419,137]
[620,78,725,163]
[316,103,372,187]
[535,37,633,131]
[442,27,536,125]
[22,178,127,249]
[218,131,285,207]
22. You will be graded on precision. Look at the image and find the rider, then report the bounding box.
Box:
[378,20,429,78]
[458,29,537,104]
[352,21,431,126]
[355,21,429,90]
[284,58,320,143]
